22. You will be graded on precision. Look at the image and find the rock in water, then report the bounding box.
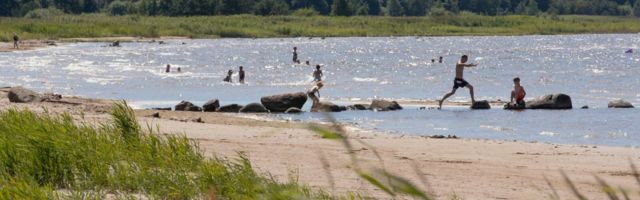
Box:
[608,99,634,108]
[311,101,343,112]
[347,104,370,110]
[217,104,243,113]
[260,92,308,112]
[8,87,42,103]
[525,94,572,109]
[284,107,303,114]
[369,99,402,111]
[239,103,269,113]
[175,101,202,111]
[471,100,491,109]
[202,99,220,112]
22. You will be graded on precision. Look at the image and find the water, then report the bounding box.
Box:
[1,35,639,146]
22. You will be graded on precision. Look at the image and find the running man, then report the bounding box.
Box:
[313,65,323,82]
[438,55,478,109]
[13,33,19,49]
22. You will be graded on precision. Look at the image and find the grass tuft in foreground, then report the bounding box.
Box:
[0,101,334,199]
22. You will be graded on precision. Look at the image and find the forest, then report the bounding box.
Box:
[2,0,640,17]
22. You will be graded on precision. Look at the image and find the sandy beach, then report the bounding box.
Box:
[1,87,638,199]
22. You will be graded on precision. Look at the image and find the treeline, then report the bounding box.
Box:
[2,0,640,17]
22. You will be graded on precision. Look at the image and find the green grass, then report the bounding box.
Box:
[0,102,336,199]
[1,14,640,41]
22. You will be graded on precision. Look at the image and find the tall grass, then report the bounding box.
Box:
[1,14,640,41]
[0,101,334,199]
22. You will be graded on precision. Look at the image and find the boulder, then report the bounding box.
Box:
[284,107,303,114]
[503,102,526,110]
[202,99,220,112]
[347,104,370,110]
[470,100,491,109]
[175,101,202,112]
[217,104,243,113]
[8,87,42,103]
[260,92,308,112]
[369,99,402,111]
[311,101,344,112]
[152,107,172,111]
[239,103,269,113]
[608,99,634,108]
[525,94,572,109]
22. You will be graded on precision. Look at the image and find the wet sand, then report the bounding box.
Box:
[1,89,639,199]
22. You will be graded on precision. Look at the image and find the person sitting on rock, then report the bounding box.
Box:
[313,65,323,82]
[509,77,526,108]
[13,33,19,49]
[223,69,233,83]
[307,81,324,104]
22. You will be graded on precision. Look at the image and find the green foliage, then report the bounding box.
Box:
[291,8,321,16]
[23,8,65,19]
[0,102,333,199]
[254,0,290,16]
[331,0,352,16]
[634,0,640,16]
[387,0,404,16]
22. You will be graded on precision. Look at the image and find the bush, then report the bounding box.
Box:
[291,8,320,17]
[23,8,65,19]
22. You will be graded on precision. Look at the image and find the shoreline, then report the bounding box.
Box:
[1,87,639,199]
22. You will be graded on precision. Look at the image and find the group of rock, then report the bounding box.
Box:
[164,92,404,114]
[471,93,634,110]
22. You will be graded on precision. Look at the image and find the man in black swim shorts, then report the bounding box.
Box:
[438,55,478,109]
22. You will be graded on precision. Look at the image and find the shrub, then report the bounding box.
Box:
[23,8,65,19]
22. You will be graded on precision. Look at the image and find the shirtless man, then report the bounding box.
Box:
[438,55,478,109]
[313,65,323,82]
[510,77,526,107]
[307,81,324,104]
[238,66,245,83]
[292,47,300,64]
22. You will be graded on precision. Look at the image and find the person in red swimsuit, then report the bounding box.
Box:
[510,77,526,107]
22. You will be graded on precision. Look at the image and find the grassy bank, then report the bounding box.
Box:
[0,102,336,199]
[1,14,640,41]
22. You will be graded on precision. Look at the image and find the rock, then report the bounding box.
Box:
[504,102,526,110]
[202,99,220,112]
[152,107,171,111]
[347,104,370,110]
[311,101,343,112]
[284,107,303,114]
[42,93,62,101]
[239,103,269,113]
[217,104,243,113]
[581,105,589,109]
[260,92,308,112]
[525,94,572,109]
[174,101,202,112]
[190,117,203,123]
[8,87,42,103]
[369,99,402,111]
[149,112,160,118]
[470,100,491,109]
[608,99,634,108]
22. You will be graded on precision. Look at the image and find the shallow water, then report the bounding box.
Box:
[1,35,639,146]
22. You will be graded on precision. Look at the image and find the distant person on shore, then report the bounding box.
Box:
[223,69,233,82]
[307,81,324,104]
[238,66,245,83]
[165,64,171,73]
[438,55,478,109]
[313,65,323,82]
[177,67,181,73]
[509,77,526,108]
[438,56,443,63]
[293,47,300,64]
[13,33,19,49]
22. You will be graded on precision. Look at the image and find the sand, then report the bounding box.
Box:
[1,89,639,199]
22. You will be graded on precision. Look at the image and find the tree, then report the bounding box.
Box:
[635,0,640,16]
[254,0,290,15]
[405,0,426,16]
[387,0,404,16]
[365,0,381,15]
[355,4,369,15]
[330,0,351,16]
